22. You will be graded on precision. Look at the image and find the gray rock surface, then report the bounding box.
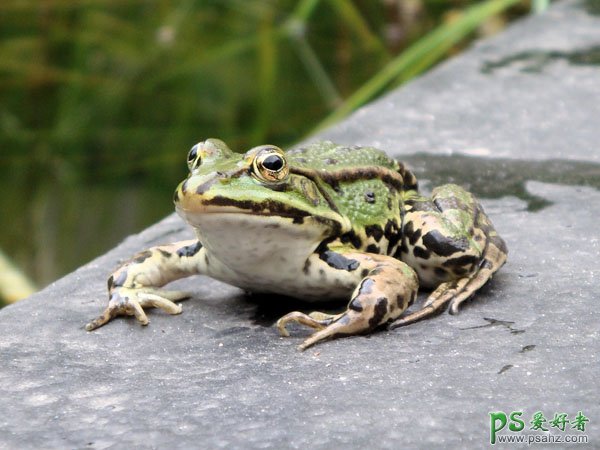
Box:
[1,1,599,448]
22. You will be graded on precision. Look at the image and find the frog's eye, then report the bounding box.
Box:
[187,144,201,171]
[252,146,289,182]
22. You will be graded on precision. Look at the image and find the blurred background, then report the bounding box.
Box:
[0,0,543,305]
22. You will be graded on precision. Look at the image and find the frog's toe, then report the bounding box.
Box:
[448,292,475,315]
[85,288,191,331]
[276,311,332,338]
[136,288,190,314]
[85,307,120,331]
[389,278,469,328]
[295,309,375,351]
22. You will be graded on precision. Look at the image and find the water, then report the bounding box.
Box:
[0,169,175,296]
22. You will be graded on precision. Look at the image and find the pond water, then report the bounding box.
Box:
[0,168,175,297]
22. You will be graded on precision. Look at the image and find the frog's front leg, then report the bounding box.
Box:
[277,251,418,350]
[85,239,206,331]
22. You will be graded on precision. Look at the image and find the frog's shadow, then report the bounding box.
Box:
[242,292,345,327]
[244,289,450,328]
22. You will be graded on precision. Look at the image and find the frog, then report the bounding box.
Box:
[86,139,507,350]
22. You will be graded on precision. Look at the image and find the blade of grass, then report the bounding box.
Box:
[311,0,522,133]
[250,12,278,145]
[328,0,389,58]
[289,33,343,109]
[290,0,322,22]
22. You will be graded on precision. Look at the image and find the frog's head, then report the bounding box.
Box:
[174,139,350,264]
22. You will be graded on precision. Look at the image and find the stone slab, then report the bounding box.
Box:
[1,1,599,448]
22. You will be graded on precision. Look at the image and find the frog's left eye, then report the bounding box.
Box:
[252,146,289,182]
[187,144,201,171]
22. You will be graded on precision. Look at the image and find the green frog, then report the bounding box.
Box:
[86,139,507,350]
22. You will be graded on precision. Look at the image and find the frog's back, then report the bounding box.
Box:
[287,140,417,197]
[287,141,400,172]
[287,141,417,254]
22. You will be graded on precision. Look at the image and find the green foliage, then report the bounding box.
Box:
[0,0,527,181]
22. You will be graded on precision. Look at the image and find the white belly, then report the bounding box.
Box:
[187,212,338,297]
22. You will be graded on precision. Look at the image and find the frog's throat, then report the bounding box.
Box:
[181,212,336,282]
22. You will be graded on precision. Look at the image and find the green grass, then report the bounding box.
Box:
[0,0,530,178]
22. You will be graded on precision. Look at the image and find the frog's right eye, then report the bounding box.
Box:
[187,144,202,171]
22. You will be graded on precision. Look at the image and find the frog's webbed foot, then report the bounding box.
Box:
[86,239,206,331]
[85,287,190,331]
[278,253,418,350]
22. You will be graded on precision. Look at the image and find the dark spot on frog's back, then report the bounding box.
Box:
[443,254,479,269]
[413,246,430,260]
[176,241,203,257]
[366,244,380,254]
[364,191,376,203]
[341,231,362,249]
[384,220,400,243]
[320,250,359,271]
[403,221,422,246]
[365,224,383,242]
[324,158,338,165]
[422,230,469,257]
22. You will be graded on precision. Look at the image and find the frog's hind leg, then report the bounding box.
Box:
[389,184,507,329]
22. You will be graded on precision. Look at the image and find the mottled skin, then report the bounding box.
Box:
[86,139,507,350]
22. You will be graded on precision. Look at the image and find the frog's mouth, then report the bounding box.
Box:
[175,193,347,233]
